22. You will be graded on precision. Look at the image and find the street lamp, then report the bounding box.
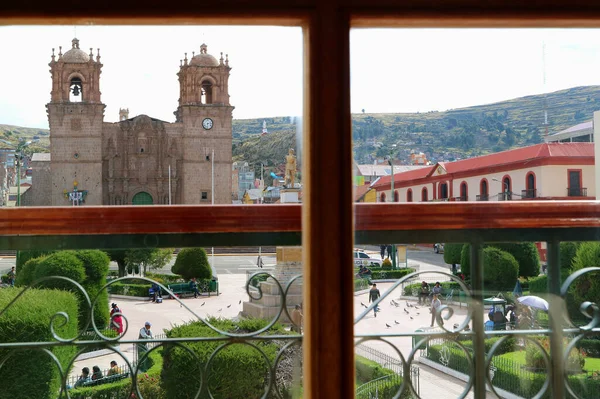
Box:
[492,177,510,200]
[386,144,398,269]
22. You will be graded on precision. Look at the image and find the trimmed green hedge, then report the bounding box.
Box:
[460,246,518,291]
[0,288,79,399]
[145,272,183,285]
[403,281,462,296]
[443,243,464,265]
[355,355,410,399]
[172,248,212,280]
[372,268,414,280]
[162,318,289,399]
[109,282,152,297]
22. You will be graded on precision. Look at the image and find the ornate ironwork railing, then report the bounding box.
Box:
[1,203,600,398]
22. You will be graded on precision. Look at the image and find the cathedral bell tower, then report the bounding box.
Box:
[176,43,234,204]
[47,38,105,205]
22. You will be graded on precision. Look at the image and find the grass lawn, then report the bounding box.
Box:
[498,349,600,372]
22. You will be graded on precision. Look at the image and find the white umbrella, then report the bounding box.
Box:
[517,295,549,311]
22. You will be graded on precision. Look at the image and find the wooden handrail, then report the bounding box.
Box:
[1,201,599,236]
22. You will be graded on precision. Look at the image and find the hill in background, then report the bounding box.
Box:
[3,85,600,183]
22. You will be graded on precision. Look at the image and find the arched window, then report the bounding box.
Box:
[502,175,512,200]
[479,179,489,201]
[439,182,448,199]
[525,172,536,198]
[380,192,386,202]
[132,191,154,205]
[406,189,413,202]
[69,77,83,102]
[421,187,428,202]
[201,80,213,104]
[460,182,468,201]
[393,190,399,202]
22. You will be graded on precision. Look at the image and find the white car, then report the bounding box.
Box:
[434,243,445,254]
[353,251,383,267]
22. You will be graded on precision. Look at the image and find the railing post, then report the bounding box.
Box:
[470,241,486,398]
[546,238,565,398]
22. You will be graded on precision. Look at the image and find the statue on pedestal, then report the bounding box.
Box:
[284,148,297,188]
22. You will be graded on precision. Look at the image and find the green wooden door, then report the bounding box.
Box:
[132,192,153,205]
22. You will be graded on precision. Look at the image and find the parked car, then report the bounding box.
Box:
[434,243,445,254]
[353,250,383,267]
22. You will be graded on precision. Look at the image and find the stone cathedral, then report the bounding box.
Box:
[24,38,233,206]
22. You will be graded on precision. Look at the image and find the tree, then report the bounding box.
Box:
[172,248,212,280]
[105,249,128,277]
[125,248,173,276]
[461,242,540,279]
[443,243,463,271]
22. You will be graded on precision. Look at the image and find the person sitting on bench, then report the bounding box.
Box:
[189,278,200,298]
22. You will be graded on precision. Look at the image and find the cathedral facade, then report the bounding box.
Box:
[25,38,233,206]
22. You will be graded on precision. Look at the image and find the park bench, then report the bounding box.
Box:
[79,372,129,387]
[166,282,195,298]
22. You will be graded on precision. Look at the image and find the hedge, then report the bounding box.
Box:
[372,268,415,280]
[73,250,110,329]
[109,282,152,297]
[0,288,79,399]
[460,246,518,291]
[162,318,289,399]
[355,356,410,399]
[17,256,45,286]
[69,349,163,399]
[461,242,541,279]
[145,272,183,285]
[403,281,462,296]
[15,249,55,280]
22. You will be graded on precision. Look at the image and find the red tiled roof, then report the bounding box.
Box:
[372,143,594,189]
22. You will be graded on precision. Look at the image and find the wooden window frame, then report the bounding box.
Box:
[5,3,600,399]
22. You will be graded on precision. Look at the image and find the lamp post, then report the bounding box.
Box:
[492,177,510,200]
[386,144,398,269]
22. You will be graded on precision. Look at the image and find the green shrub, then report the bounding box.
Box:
[145,272,183,285]
[403,281,462,296]
[355,356,408,399]
[355,355,393,383]
[528,275,547,294]
[443,243,464,265]
[15,249,54,276]
[560,242,579,272]
[371,268,414,280]
[162,318,288,399]
[17,256,46,286]
[0,288,78,399]
[72,250,110,329]
[172,248,212,280]
[459,336,518,355]
[109,282,152,297]
[526,337,584,373]
[577,339,600,357]
[33,251,86,291]
[570,242,600,313]
[460,246,518,291]
[461,242,541,279]
[491,243,540,278]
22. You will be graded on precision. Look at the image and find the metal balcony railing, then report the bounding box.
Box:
[497,192,512,201]
[1,203,600,399]
[567,187,588,197]
[521,188,537,198]
[475,194,489,201]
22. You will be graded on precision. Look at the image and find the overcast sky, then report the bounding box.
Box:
[1,26,600,129]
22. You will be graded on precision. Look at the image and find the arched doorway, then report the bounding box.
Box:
[132,192,153,205]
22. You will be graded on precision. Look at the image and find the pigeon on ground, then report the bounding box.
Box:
[218,308,222,312]
[414,306,420,310]
[201,302,205,306]
[385,323,391,328]
[404,308,409,314]
[227,304,232,308]
[406,302,412,307]
[416,312,420,315]
[394,320,400,325]
[361,302,368,308]
[410,316,414,320]
[239,300,242,304]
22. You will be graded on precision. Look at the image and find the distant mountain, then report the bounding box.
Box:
[4,85,600,177]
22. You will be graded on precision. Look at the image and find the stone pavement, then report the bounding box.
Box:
[71,263,483,398]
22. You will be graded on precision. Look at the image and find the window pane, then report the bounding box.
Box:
[352,28,600,399]
[0,24,304,399]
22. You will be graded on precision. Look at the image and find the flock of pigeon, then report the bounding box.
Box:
[360,299,424,328]
[189,299,243,312]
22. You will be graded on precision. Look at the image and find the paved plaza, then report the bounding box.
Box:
[67,262,485,398]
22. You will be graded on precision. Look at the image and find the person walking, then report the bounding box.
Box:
[137,321,153,372]
[7,267,15,287]
[369,283,381,317]
[430,294,443,327]
[110,303,124,335]
[386,245,393,260]
[380,245,386,260]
